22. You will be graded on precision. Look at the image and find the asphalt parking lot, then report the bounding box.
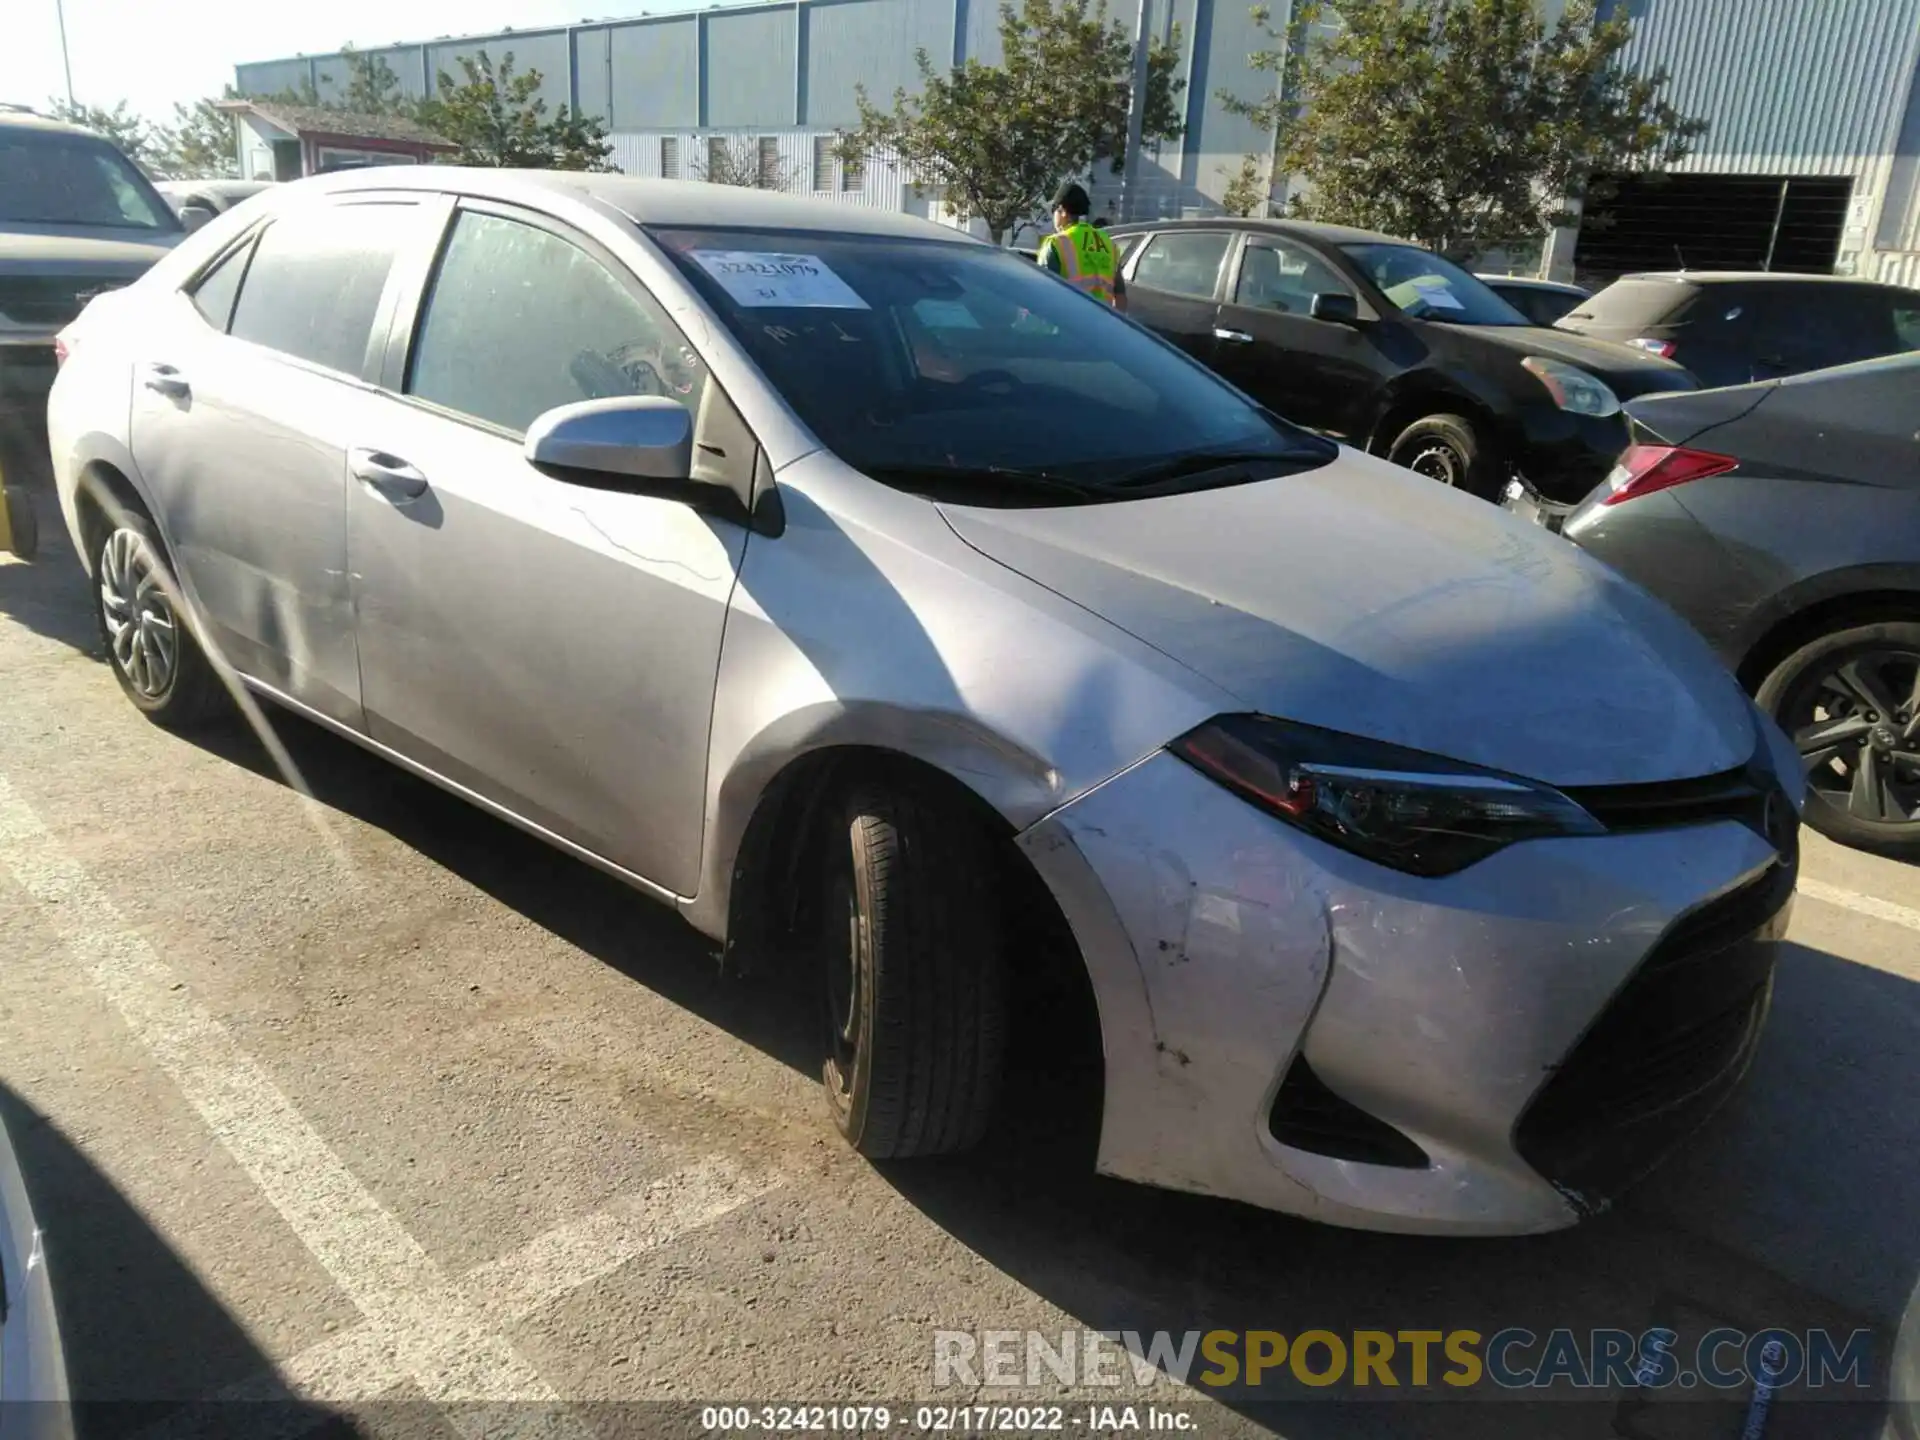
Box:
[2,511,1917,1440]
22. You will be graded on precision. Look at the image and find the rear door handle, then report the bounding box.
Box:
[350,448,429,501]
[1213,327,1253,344]
[142,362,190,399]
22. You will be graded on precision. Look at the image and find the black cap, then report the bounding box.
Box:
[1052,181,1091,218]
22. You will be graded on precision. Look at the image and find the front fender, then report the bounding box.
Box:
[52,430,152,574]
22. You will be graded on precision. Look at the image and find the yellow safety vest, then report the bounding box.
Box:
[1039,222,1118,305]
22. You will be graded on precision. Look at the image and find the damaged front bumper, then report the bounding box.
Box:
[1017,749,1792,1235]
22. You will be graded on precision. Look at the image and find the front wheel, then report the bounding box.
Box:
[819,779,1007,1158]
[1757,620,1920,853]
[1386,413,1501,500]
[93,516,225,728]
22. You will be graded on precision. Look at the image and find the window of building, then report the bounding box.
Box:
[408,210,708,437]
[708,136,728,183]
[841,147,864,192]
[811,136,835,193]
[188,239,253,331]
[1130,231,1232,300]
[227,202,414,375]
[757,136,780,190]
[661,136,681,180]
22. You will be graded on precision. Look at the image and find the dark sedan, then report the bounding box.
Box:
[1562,352,1920,852]
[1109,218,1694,502]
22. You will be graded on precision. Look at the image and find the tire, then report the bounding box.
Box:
[1386,413,1502,500]
[91,510,225,729]
[818,777,1007,1158]
[1756,620,1920,854]
[1,484,36,560]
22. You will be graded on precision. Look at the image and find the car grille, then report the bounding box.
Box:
[1269,1055,1429,1168]
[0,274,108,330]
[1512,856,1794,1214]
[1565,755,1791,848]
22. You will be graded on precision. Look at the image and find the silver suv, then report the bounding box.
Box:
[1,106,181,483]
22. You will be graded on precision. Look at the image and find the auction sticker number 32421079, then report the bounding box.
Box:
[691,250,872,310]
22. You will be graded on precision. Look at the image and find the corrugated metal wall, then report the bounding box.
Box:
[609,130,910,211]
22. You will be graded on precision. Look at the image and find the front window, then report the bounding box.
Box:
[1341,244,1527,326]
[0,130,180,232]
[654,228,1328,500]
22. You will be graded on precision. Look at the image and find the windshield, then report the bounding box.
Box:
[1341,244,1528,326]
[653,227,1331,497]
[0,129,180,232]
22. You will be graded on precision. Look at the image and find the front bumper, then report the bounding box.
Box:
[1018,749,1795,1235]
[1508,408,1633,507]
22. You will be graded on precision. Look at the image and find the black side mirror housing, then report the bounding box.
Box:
[1309,292,1361,325]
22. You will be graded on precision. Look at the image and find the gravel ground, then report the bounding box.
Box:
[1,515,1915,1440]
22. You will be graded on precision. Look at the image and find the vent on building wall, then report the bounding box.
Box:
[708,135,727,181]
[757,136,779,189]
[661,136,680,180]
[812,135,835,193]
[842,147,864,192]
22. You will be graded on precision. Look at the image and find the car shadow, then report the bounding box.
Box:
[0,1085,348,1440]
[179,707,1910,1440]
[0,497,101,660]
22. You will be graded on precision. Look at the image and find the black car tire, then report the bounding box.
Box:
[819,777,1007,1159]
[92,513,226,729]
[1757,620,1920,853]
[1387,414,1501,499]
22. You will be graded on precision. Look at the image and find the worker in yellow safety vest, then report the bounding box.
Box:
[1036,182,1127,312]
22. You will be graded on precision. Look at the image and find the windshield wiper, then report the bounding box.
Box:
[1111,448,1318,490]
[862,464,1111,504]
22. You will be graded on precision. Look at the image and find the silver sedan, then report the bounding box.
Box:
[46,171,1803,1234]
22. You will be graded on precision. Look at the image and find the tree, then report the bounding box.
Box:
[1220,0,1705,257]
[153,97,241,180]
[692,136,800,190]
[334,45,410,116]
[834,0,1185,244]
[417,51,614,171]
[46,99,159,169]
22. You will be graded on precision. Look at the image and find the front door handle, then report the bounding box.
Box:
[1213,327,1253,344]
[142,362,190,399]
[350,448,429,501]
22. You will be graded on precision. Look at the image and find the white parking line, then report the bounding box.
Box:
[0,771,784,1434]
[1800,877,1920,935]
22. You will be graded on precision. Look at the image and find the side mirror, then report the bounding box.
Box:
[1309,292,1361,325]
[179,203,217,233]
[525,395,695,488]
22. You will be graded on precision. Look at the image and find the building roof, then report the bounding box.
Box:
[217,100,454,149]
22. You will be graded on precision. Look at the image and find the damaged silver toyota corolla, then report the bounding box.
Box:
[47,172,1802,1234]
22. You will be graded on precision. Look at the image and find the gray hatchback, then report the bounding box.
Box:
[1563,352,1920,853]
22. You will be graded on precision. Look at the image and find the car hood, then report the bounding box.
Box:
[1450,323,1696,397]
[0,230,179,273]
[940,451,1757,787]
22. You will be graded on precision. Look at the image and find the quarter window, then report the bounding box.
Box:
[227,203,414,375]
[1131,231,1231,300]
[188,240,252,331]
[407,209,707,436]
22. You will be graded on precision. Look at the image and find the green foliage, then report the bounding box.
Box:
[154,97,241,180]
[334,46,410,116]
[693,136,800,190]
[835,0,1185,243]
[418,51,615,171]
[45,99,159,168]
[1218,153,1270,217]
[1220,0,1705,256]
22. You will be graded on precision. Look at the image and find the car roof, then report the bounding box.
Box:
[1107,215,1406,246]
[1478,275,1587,294]
[157,179,270,199]
[304,167,983,244]
[0,107,115,141]
[1617,270,1914,292]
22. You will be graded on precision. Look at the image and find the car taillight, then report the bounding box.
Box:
[54,335,72,367]
[1629,337,1676,359]
[1601,444,1738,505]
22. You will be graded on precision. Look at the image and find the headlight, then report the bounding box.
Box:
[1170,715,1604,877]
[1520,356,1622,417]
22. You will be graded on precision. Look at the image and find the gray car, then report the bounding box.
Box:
[46,171,1803,1235]
[1561,351,1920,854]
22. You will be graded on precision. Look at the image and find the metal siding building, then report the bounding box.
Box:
[237,0,1920,276]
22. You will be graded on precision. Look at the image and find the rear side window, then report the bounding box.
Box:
[188,241,251,331]
[1131,231,1231,299]
[407,209,707,436]
[228,203,414,376]
[1565,279,1696,328]
[1895,302,1920,351]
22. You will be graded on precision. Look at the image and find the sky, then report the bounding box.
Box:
[2,0,697,123]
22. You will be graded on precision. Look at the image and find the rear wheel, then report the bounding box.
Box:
[92,513,224,728]
[1386,413,1501,500]
[818,778,1007,1158]
[1757,620,1920,853]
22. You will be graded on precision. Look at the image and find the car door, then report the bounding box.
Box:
[1208,235,1380,437]
[1121,229,1234,363]
[346,199,748,895]
[127,195,433,727]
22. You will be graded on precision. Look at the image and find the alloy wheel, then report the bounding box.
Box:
[1788,645,1920,827]
[99,528,178,701]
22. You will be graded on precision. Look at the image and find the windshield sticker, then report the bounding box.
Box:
[1411,278,1465,310]
[692,250,870,309]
